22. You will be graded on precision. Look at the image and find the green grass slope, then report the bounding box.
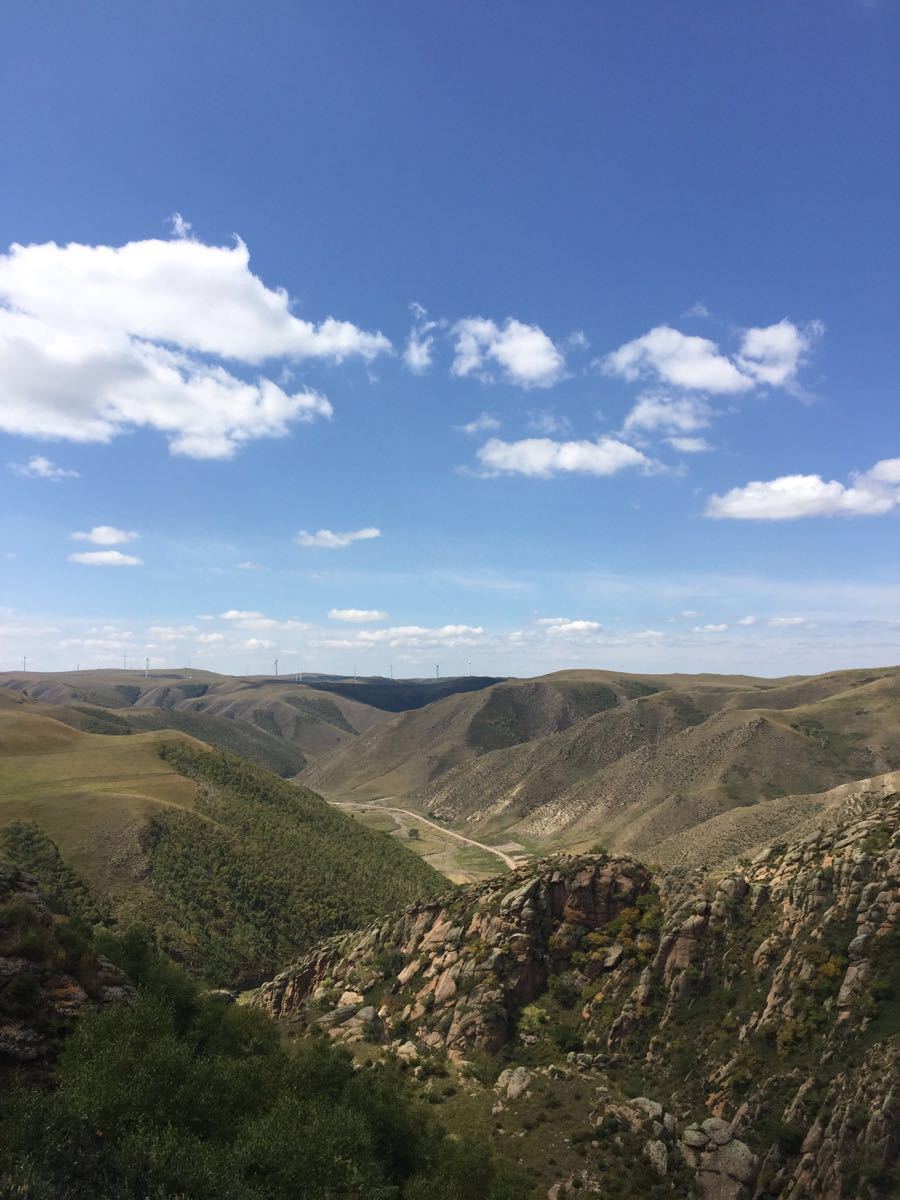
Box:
[0,703,443,986]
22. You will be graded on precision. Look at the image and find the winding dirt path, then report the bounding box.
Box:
[332,798,520,871]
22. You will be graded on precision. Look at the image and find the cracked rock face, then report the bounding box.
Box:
[254,796,900,1199]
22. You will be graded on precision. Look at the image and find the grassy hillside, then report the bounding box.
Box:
[413,666,900,858]
[0,703,443,985]
[302,675,656,800]
[0,669,393,764]
[297,664,900,867]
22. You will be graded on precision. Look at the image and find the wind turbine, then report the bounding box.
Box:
[273,658,279,678]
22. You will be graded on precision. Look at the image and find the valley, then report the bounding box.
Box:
[1,663,898,1197]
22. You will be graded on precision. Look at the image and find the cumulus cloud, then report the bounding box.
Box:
[541,618,602,636]
[8,455,79,480]
[623,392,712,435]
[295,527,381,549]
[452,317,565,388]
[68,550,142,566]
[329,608,388,622]
[603,320,818,395]
[603,326,751,394]
[0,234,389,458]
[736,319,823,387]
[71,525,138,546]
[476,436,649,478]
[768,616,808,627]
[706,458,900,520]
[737,615,757,626]
[457,412,501,435]
[694,623,727,633]
[350,624,485,648]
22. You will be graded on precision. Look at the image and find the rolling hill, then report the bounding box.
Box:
[0,668,502,768]
[299,664,900,867]
[0,696,442,985]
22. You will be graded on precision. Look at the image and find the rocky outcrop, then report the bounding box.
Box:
[254,795,900,1199]
[254,856,653,1057]
[0,863,133,1073]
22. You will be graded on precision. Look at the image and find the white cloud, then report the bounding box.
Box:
[706,458,900,519]
[220,609,308,632]
[403,333,433,373]
[768,616,808,627]
[196,632,225,644]
[623,392,712,434]
[457,412,501,435]
[452,317,565,388]
[603,320,818,395]
[476,436,649,479]
[0,234,389,458]
[242,637,275,650]
[526,409,572,436]
[167,212,193,239]
[683,301,711,319]
[236,560,263,571]
[71,525,139,546]
[633,629,664,639]
[736,319,823,387]
[68,550,142,566]
[667,436,712,453]
[737,615,757,626]
[542,618,602,636]
[603,326,751,394]
[352,624,485,648]
[148,624,197,640]
[8,455,79,480]
[679,610,701,618]
[693,623,727,633]
[295,527,381,549]
[329,608,388,622]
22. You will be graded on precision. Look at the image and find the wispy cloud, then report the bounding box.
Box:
[295,527,382,549]
[329,608,388,622]
[8,455,79,480]
[68,550,142,566]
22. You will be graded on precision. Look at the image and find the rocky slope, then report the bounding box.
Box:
[254,792,900,1198]
[0,862,133,1074]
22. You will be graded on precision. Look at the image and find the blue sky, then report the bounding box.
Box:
[1,0,898,678]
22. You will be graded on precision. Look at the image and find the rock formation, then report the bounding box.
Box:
[254,794,900,1198]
